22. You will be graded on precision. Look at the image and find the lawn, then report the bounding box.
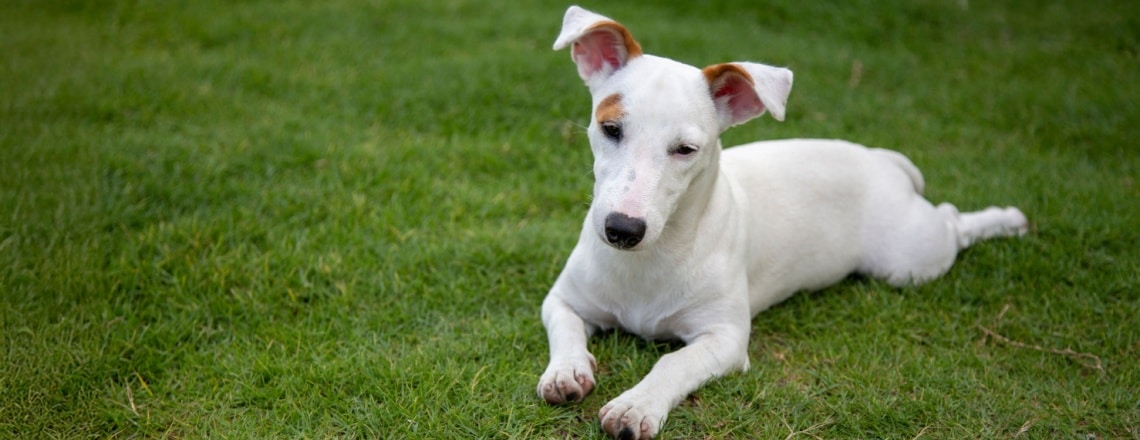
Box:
[1,0,1137,438]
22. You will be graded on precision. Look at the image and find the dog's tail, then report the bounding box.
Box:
[871,148,925,195]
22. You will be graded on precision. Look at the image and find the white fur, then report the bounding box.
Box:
[538,6,1028,439]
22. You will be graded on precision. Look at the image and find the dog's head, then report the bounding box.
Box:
[554,6,793,251]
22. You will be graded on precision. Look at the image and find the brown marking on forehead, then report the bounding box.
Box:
[586,21,643,59]
[595,93,625,123]
[702,63,754,96]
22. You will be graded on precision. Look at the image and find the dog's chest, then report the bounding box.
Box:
[566,264,697,340]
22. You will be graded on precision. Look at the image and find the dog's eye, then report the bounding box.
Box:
[601,122,623,141]
[673,144,698,156]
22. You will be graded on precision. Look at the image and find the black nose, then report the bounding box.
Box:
[604,213,647,249]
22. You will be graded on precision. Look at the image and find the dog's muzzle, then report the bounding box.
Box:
[603,213,647,250]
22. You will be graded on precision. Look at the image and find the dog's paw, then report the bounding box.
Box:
[598,393,667,439]
[1004,206,1030,236]
[537,353,596,404]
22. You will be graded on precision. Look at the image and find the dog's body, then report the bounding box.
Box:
[538,6,1028,439]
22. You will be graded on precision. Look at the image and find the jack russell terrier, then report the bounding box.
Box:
[537,6,1028,439]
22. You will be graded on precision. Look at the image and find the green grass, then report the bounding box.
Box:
[2,0,1137,438]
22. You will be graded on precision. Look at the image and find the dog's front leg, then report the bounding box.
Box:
[599,319,750,439]
[537,293,598,404]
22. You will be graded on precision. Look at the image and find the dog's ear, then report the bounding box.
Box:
[553,6,642,87]
[703,62,793,128]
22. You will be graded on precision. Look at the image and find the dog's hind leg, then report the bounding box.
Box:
[939,203,1029,250]
[858,147,1028,286]
[861,199,1028,287]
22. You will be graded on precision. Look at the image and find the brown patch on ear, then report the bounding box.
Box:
[585,21,642,59]
[703,63,771,126]
[702,64,754,96]
[595,93,625,123]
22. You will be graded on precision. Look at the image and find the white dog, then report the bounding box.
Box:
[537,6,1028,439]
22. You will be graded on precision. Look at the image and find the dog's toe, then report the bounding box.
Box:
[540,375,590,404]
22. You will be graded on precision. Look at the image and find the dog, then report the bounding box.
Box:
[537,6,1028,439]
